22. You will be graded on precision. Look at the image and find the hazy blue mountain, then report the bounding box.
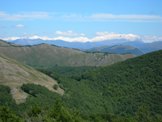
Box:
[123,40,145,47]
[6,39,162,54]
[88,45,143,55]
[140,41,162,53]
[11,39,45,45]
[124,41,162,53]
[8,38,130,50]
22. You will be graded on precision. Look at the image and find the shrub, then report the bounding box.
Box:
[53,84,59,90]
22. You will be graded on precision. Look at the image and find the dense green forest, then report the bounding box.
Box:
[0,50,162,121]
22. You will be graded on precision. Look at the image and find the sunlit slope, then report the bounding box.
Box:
[0,55,64,104]
[0,40,134,68]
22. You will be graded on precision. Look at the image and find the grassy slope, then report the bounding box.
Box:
[0,55,63,104]
[0,40,134,68]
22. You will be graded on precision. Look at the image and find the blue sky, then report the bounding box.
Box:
[0,0,162,42]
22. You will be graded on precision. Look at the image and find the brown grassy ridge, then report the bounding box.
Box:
[0,40,134,68]
[0,54,64,104]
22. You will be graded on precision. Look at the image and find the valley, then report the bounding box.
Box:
[0,1,161,121]
[0,39,162,121]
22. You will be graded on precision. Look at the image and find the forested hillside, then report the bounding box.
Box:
[37,50,162,121]
[1,50,161,121]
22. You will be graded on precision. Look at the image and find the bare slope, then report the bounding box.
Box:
[0,55,64,104]
[0,40,134,68]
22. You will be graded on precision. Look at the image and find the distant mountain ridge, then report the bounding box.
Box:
[123,40,162,53]
[5,38,162,54]
[0,40,134,68]
[9,38,130,50]
[88,45,144,55]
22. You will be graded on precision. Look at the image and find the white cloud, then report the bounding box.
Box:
[54,36,89,42]
[62,13,162,22]
[1,32,140,42]
[0,11,50,20]
[2,35,89,42]
[55,30,85,37]
[93,32,140,41]
[3,36,21,41]
[54,31,140,42]
[0,11,161,22]
[16,24,24,28]
[53,32,140,42]
[26,35,48,40]
[2,32,162,43]
[90,14,162,22]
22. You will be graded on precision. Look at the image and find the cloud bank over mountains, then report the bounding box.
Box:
[2,31,162,43]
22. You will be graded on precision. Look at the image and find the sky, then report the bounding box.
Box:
[0,0,162,42]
